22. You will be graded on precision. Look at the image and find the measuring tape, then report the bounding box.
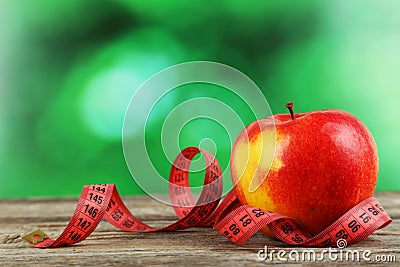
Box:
[23,147,392,248]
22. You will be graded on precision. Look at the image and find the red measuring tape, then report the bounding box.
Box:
[23,147,392,248]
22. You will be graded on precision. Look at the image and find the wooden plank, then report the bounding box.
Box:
[0,192,399,266]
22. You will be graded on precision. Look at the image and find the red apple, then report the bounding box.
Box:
[230,102,378,236]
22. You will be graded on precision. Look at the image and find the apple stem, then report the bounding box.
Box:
[286,102,295,120]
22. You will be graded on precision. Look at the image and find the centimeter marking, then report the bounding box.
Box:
[23,146,392,248]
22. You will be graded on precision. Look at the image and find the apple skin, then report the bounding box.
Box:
[230,109,378,236]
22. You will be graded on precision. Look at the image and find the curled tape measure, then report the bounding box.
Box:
[24,147,392,248]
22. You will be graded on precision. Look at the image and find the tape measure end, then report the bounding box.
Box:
[23,229,49,245]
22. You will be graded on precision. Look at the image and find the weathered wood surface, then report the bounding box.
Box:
[1,192,399,266]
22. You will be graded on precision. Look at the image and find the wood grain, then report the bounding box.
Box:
[1,192,399,266]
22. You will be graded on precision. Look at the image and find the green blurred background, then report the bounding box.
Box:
[1,0,399,198]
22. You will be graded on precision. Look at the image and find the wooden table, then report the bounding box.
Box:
[1,192,399,266]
